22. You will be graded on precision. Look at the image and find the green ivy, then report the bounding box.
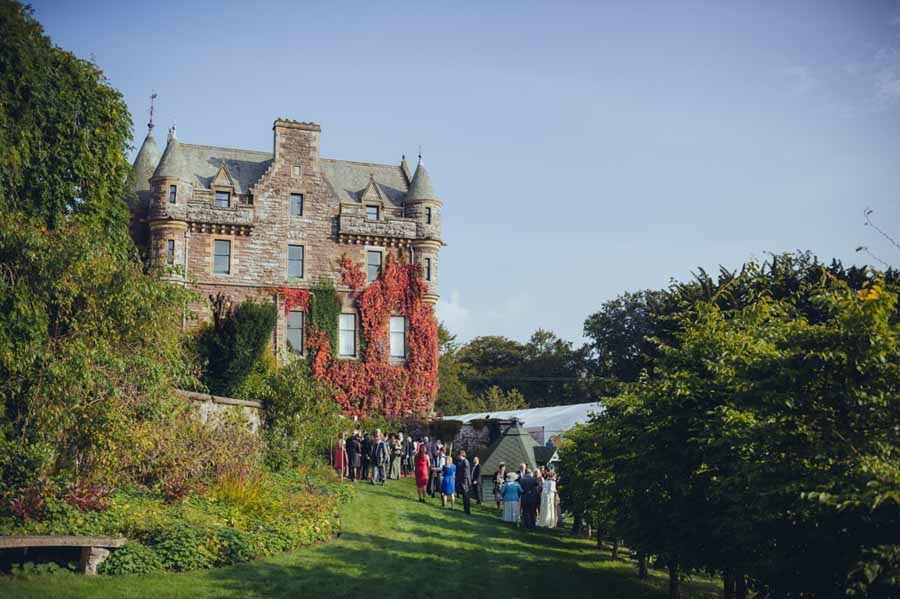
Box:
[308,279,340,362]
[99,542,162,575]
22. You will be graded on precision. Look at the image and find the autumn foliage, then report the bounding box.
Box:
[275,256,438,418]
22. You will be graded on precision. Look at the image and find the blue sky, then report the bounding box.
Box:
[31,0,900,344]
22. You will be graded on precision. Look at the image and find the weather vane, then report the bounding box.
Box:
[149,92,158,129]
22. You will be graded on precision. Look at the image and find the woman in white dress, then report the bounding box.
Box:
[537,472,558,528]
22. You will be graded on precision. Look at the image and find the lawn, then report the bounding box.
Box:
[1,478,719,599]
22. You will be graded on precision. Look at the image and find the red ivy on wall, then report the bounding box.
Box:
[275,256,438,419]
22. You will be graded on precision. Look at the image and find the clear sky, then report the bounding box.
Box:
[31,0,900,345]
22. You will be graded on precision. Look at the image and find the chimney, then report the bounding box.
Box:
[272,118,321,171]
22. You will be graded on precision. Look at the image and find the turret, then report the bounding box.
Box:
[405,156,443,304]
[147,125,189,282]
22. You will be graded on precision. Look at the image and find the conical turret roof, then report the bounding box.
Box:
[132,124,161,192]
[152,126,185,180]
[406,156,437,201]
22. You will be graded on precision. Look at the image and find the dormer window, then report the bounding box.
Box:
[169,185,177,205]
[215,190,231,208]
[425,207,432,224]
[366,205,379,221]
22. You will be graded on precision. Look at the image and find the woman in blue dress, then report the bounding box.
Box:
[440,460,457,509]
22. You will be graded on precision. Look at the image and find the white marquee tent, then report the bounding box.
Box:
[444,401,603,438]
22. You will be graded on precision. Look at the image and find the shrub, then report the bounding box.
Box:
[10,561,77,576]
[258,361,343,471]
[62,480,115,512]
[197,296,277,397]
[214,527,257,565]
[209,468,264,511]
[149,524,215,571]
[122,400,261,494]
[99,542,163,575]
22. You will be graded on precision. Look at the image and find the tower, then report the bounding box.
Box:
[405,155,443,304]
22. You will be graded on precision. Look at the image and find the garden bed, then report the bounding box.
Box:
[0,467,352,575]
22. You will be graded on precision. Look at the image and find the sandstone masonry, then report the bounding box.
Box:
[129,118,444,364]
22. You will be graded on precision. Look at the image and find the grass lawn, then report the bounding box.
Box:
[1,478,719,599]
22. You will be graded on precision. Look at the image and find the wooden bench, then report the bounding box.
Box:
[0,535,127,575]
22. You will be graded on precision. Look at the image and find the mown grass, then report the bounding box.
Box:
[0,478,719,599]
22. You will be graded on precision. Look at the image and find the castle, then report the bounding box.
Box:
[129,117,443,369]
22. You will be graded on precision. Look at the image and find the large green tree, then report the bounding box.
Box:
[0,0,133,237]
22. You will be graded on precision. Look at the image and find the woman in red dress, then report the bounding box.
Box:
[414,442,431,503]
[335,432,347,481]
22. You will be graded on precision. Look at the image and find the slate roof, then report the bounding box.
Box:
[321,158,408,207]
[146,136,409,203]
[153,140,272,195]
[405,159,437,201]
[479,421,544,477]
[132,125,161,192]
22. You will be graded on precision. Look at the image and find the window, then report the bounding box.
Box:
[288,244,304,279]
[290,193,303,216]
[366,250,382,283]
[213,239,231,274]
[424,257,432,281]
[390,316,406,359]
[287,310,304,354]
[425,207,432,224]
[339,313,356,357]
[166,239,175,265]
[169,185,177,205]
[366,205,379,221]
[215,190,231,208]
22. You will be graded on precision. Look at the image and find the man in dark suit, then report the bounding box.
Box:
[455,450,472,514]
[346,431,362,482]
[372,430,388,486]
[519,469,540,529]
[470,456,482,505]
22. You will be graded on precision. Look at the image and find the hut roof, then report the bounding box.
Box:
[479,421,544,476]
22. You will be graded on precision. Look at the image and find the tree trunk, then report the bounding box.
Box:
[638,552,648,579]
[596,527,603,548]
[668,562,680,599]
[572,513,583,535]
[735,574,747,599]
[611,539,619,561]
[723,571,735,599]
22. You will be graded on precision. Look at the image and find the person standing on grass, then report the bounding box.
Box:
[519,469,540,530]
[538,471,558,528]
[361,432,372,481]
[493,463,507,511]
[500,472,523,525]
[471,456,482,505]
[440,454,457,509]
[389,433,403,480]
[403,432,415,477]
[346,430,362,482]
[335,432,348,481]
[372,430,388,486]
[414,442,431,502]
[455,449,472,514]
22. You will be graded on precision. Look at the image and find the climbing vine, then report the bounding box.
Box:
[273,255,439,418]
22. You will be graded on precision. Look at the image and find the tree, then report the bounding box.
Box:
[197,295,277,397]
[476,386,527,411]
[433,323,477,415]
[0,0,133,237]
[457,335,527,398]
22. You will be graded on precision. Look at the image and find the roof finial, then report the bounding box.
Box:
[418,145,422,163]
[167,123,177,143]
[148,92,157,131]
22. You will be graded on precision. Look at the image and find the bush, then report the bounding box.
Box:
[99,542,163,575]
[149,524,215,571]
[123,400,262,495]
[10,561,77,576]
[214,527,257,565]
[197,296,277,397]
[258,361,343,471]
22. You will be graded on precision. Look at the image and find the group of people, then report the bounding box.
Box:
[333,431,562,529]
[334,430,416,484]
[494,462,561,529]
[412,437,481,515]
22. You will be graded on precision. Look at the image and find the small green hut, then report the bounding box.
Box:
[477,420,547,502]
